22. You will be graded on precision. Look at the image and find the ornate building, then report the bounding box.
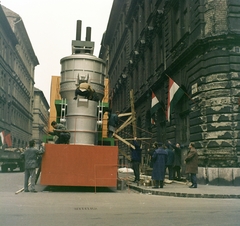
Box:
[100,0,240,185]
[0,5,41,148]
[32,88,49,148]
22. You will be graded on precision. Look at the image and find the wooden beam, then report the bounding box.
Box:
[118,148,131,161]
[118,112,132,117]
[124,137,152,141]
[113,133,135,149]
[130,89,137,137]
[115,116,134,134]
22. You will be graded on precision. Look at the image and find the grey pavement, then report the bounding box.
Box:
[126,179,240,199]
[15,175,240,199]
[2,171,240,226]
[8,169,240,199]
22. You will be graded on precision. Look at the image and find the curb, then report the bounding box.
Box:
[128,184,240,199]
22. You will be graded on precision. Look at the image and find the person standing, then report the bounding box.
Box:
[49,121,70,144]
[35,142,44,184]
[168,140,182,181]
[130,137,142,183]
[22,140,45,192]
[151,142,168,188]
[185,142,198,188]
[165,143,174,180]
[107,110,119,137]
[147,142,158,168]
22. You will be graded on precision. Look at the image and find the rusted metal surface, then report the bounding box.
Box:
[40,143,118,187]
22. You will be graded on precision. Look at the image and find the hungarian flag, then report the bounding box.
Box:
[5,133,12,147]
[166,78,184,121]
[0,131,4,146]
[151,92,160,124]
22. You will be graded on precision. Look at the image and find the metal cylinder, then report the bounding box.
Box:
[76,20,82,41]
[60,54,106,145]
[67,98,98,145]
[60,54,105,100]
[86,27,91,41]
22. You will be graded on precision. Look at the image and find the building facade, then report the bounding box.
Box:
[101,0,240,185]
[0,5,39,148]
[32,88,49,148]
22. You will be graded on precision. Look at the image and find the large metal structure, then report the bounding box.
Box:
[40,21,118,187]
[60,20,105,145]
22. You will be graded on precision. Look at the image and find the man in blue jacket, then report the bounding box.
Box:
[152,142,168,188]
[107,110,119,137]
[130,137,142,183]
[22,140,45,192]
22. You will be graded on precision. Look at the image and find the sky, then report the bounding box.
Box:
[2,0,113,103]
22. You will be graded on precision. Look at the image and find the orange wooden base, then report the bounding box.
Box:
[40,143,118,187]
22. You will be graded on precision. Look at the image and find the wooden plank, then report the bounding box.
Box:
[118,112,132,117]
[118,148,131,161]
[124,137,152,141]
[113,133,135,149]
[115,116,134,134]
[130,90,137,137]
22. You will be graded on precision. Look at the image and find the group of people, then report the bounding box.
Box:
[22,109,198,192]
[21,120,71,192]
[131,139,198,189]
[22,135,198,192]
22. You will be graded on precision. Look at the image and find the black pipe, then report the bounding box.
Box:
[76,20,82,41]
[86,27,91,41]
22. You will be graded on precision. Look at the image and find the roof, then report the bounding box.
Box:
[0,5,18,46]
[1,5,39,66]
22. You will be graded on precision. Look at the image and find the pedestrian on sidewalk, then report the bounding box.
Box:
[147,141,158,168]
[35,142,44,184]
[165,143,174,180]
[185,142,198,188]
[22,140,45,192]
[130,137,142,183]
[168,140,182,181]
[151,142,168,188]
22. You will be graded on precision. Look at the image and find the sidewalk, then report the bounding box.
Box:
[127,180,240,199]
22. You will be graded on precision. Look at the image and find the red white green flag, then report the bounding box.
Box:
[166,78,184,121]
[151,92,160,124]
[5,133,12,147]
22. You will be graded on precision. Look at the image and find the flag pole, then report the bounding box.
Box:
[165,73,197,105]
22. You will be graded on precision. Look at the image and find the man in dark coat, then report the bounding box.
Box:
[147,141,158,168]
[168,140,182,181]
[130,137,142,183]
[151,142,168,188]
[165,143,174,180]
[49,121,70,144]
[22,140,45,192]
[185,142,198,188]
